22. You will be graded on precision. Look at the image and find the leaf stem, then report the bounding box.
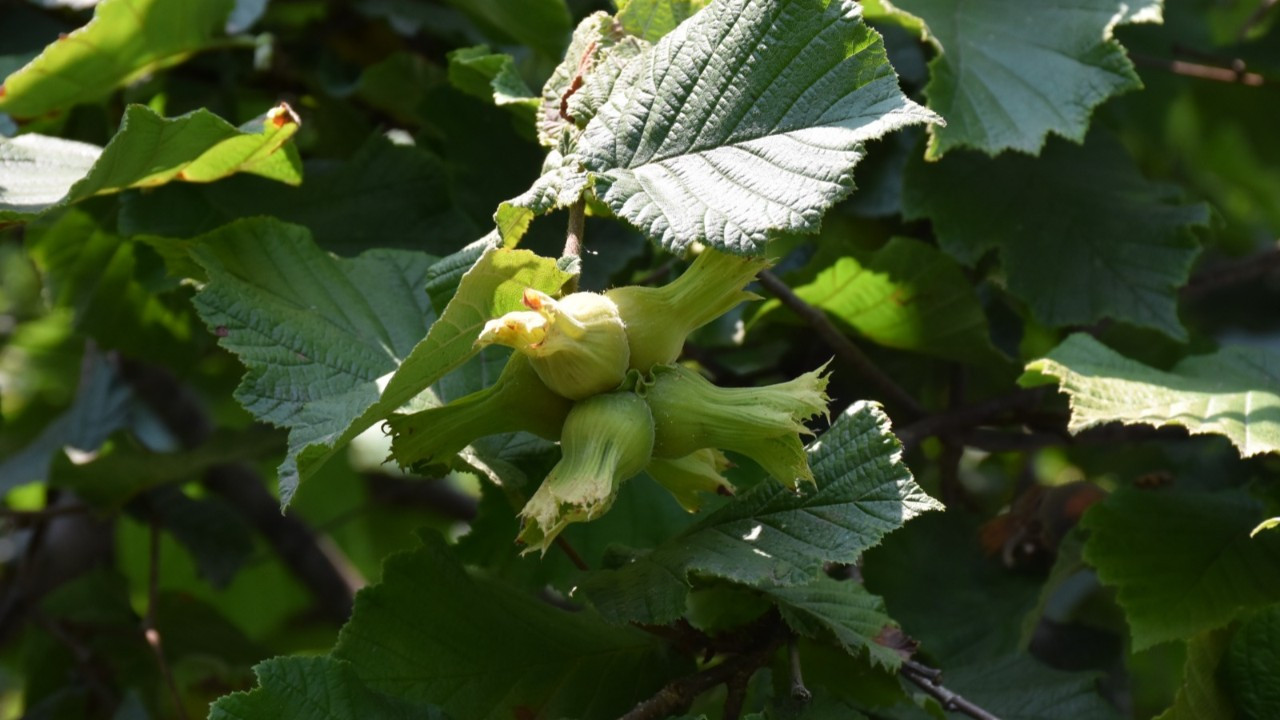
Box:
[788,638,811,703]
[756,270,924,420]
[564,199,586,259]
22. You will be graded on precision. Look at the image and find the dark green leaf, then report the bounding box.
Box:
[1226,605,1280,720]
[332,532,684,720]
[1154,631,1235,720]
[903,133,1208,338]
[764,576,903,669]
[210,656,447,720]
[120,134,473,256]
[1082,489,1280,650]
[881,0,1160,157]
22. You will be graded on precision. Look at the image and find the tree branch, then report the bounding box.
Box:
[619,632,786,720]
[204,463,360,624]
[894,388,1049,451]
[901,660,1002,720]
[1181,245,1280,302]
[121,359,361,625]
[554,536,590,572]
[756,270,925,420]
[1131,53,1265,85]
[564,199,586,259]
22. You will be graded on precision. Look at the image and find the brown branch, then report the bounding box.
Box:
[554,536,590,572]
[564,199,586,259]
[1131,53,1265,85]
[204,463,359,625]
[894,388,1049,451]
[757,270,925,420]
[901,660,1002,720]
[144,518,189,720]
[1181,246,1280,302]
[619,631,787,720]
[33,611,118,711]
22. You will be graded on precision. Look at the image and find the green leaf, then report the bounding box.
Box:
[0,0,235,118]
[1081,489,1280,650]
[0,348,137,494]
[332,532,684,720]
[1154,631,1235,720]
[440,0,571,60]
[903,133,1208,339]
[447,46,537,112]
[862,511,1040,663]
[579,0,940,255]
[24,209,194,359]
[1226,605,1280,720]
[759,237,1004,365]
[494,148,590,246]
[616,0,712,42]
[763,576,903,669]
[881,0,1161,158]
[121,133,473,256]
[144,486,255,589]
[1254,518,1280,537]
[187,218,437,505]
[580,401,942,624]
[1024,333,1280,458]
[1,103,301,223]
[189,220,574,505]
[210,656,447,720]
[536,12,648,149]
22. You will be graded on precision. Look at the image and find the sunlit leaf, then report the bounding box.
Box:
[0,0,235,118]
[1025,333,1280,458]
[579,0,940,254]
[1,104,300,223]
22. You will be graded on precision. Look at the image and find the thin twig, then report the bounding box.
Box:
[901,662,1002,720]
[757,270,924,420]
[894,388,1048,451]
[1181,246,1280,302]
[143,519,189,720]
[33,611,118,711]
[554,535,590,572]
[619,632,786,720]
[204,463,359,625]
[788,639,811,703]
[0,504,90,521]
[564,199,586,259]
[1131,53,1265,85]
[1238,0,1279,41]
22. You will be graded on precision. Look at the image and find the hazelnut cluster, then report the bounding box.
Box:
[394,249,830,553]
